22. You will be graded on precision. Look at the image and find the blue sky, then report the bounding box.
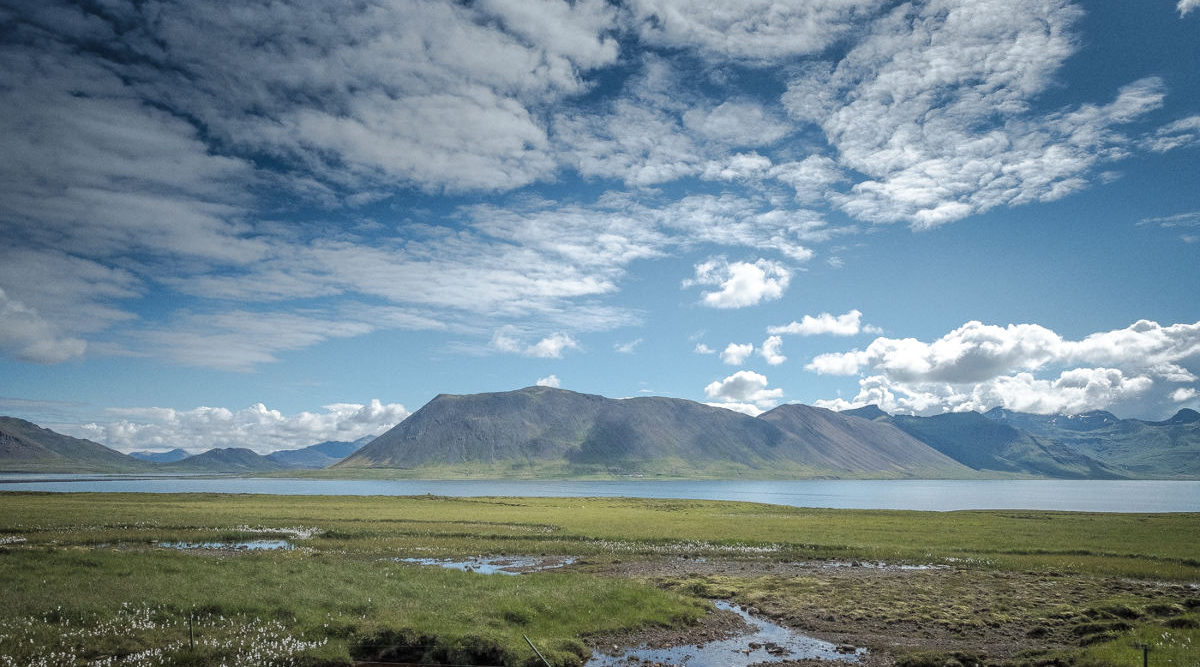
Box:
[1,0,1198,453]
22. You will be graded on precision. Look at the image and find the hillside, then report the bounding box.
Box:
[888,411,1126,479]
[266,435,375,469]
[160,448,289,473]
[339,387,972,478]
[0,417,149,473]
[758,404,972,477]
[128,448,191,463]
[983,407,1200,478]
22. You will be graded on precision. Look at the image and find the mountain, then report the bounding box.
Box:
[128,448,191,463]
[160,447,289,473]
[266,435,375,469]
[338,386,972,478]
[0,417,149,473]
[757,404,972,476]
[888,411,1126,479]
[983,407,1200,478]
[840,404,890,421]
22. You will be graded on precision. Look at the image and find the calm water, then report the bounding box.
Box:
[1,475,1198,512]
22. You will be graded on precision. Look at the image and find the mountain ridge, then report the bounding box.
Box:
[2,391,1196,478]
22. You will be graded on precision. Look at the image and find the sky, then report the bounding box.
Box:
[1,0,1198,454]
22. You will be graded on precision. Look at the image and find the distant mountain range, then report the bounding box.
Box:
[128,448,190,463]
[3,388,1198,478]
[335,386,1200,479]
[0,416,149,473]
[0,418,375,474]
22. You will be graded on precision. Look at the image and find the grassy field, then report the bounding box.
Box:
[1,492,1197,666]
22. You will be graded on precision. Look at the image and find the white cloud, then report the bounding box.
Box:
[70,400,409,454]
[614,338,643,354]
[759,336,787,365]
[1142,116,1200,152]
[810,318,1200,416]
[1180,0,1200,17]
[105,0,619,193]
[768,309,879,336]
[703,370,784,416]
[1139,211,1200,229]
[685,257,791,309]
[694,343,715,355]
[142,311,378,373]
[770,156,847,203]
[721,343,754,365]
[536,374,562,388]
[782,1,1175,229]
[682,101,791,146]
[628,0,888,61]
[1172,387,1198,402]
[529,333,581,358]
[0,288,87,364]
[492,327,580,358]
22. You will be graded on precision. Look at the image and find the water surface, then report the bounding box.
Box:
[1,476,1198,512]
[585,600,863,666]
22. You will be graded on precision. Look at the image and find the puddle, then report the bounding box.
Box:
[813,560,943,571]
[586,601,865,667]
[158,539,294,551]
[396,556,575,575]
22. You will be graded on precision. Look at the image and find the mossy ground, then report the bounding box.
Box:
[1,492,1196,665]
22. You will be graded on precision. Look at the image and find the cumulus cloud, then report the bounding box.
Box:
[1180,0,1200,17]
[703,370,784,416]
[768,309,879,336]
[684,257,791,308]
[1172,387,1198,402]
[694,343,715,355]
[809,319,1200,417]
[70,400,409,454]
[721,343,754,365]
[536,374,562,388]
[492,327,581,358]
[759,336,787,365]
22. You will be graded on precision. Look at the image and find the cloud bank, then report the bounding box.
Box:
[809,319,1200,417]
[71,400,409,454]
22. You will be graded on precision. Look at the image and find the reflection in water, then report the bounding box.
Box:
[586,600,864,666]
[396,555,575,575]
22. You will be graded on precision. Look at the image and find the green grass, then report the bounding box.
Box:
[0,548,699,666]
[1,492,1198,665]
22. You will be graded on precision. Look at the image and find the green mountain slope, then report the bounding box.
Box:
[0,417,148,473]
